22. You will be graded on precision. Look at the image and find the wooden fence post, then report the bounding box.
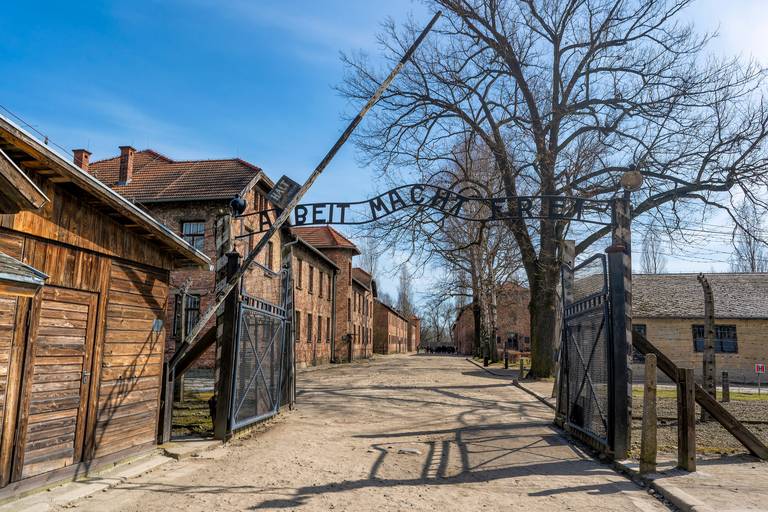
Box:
[640,354,657,474]
[677,367,696,471]
[721,371,730,403]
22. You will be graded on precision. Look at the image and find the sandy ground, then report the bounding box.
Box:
[58,355,669,512]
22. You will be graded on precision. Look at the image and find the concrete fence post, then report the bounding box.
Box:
[640,354,657,474]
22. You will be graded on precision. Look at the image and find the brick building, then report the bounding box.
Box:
[351,268,375,360]
[452,283,531,356]
[291,227,372,362]
[87,147,282,371]
[632,273,768,384]
[289,233,337,367]
[408,315,421,351]
[373,300,411,354]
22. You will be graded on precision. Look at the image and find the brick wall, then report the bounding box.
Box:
[318,248,359,362]
[633,317,768,384]
[408,316,421,351]
[145,182,281,369]
[373,301,409,354]
[145,201,228,367]
[350,280,374,360]
[453,283,531,357]
[291,243,335,367]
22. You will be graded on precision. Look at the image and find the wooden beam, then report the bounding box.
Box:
[0,148,49,213]
[633,330,768,460]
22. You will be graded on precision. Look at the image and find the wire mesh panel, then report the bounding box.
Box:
[231,302,286,430]
[562,254,611,448]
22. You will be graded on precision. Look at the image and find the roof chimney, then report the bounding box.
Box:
[118,146,136,185]
[72,149,91,171]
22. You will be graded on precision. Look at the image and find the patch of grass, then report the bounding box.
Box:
[172,391,214,438]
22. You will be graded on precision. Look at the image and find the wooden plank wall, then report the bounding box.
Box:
[0,234,25,485]
[15,288,98,479]
[92,262,167,459]
[0,176,172,271]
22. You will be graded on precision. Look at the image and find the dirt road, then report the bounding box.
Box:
[60,355,668,511]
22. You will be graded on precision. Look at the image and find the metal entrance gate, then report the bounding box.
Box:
[556,237,632,459]
[230,296,288,430]
[559,254,612,451]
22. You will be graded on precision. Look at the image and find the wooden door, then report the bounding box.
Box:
[13,287,98,479]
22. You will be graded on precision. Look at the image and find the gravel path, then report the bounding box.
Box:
[60,355,669,512]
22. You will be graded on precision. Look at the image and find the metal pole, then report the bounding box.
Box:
[171,11,443,368]
[608,197,632,460]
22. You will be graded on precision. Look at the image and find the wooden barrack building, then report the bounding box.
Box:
[0,114,210,493]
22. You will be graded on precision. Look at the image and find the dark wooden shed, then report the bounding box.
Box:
[0,114,210,493]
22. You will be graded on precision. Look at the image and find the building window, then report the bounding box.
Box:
[296,259,303,288]
[326,317,331,342]
[295,311,301,342]
[327,277,332,301]
[307,313,313,342]
[173,294,200,338]
[265,241,274,270]
[309,266,314,294]
[692,325,738,353]
[347,298,351,321]
[318,315,323,342]
[181,221,205,251]
[319,272,324,298]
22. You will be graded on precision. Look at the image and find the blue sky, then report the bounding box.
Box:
[1,1,766,299]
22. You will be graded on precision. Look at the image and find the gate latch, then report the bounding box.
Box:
[82,370,90,384]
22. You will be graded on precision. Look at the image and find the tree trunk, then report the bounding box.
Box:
[529,263,560,378]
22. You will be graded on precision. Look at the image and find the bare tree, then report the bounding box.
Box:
[396,265,416,317]
[731,200,768,272]
[640,228,667,274]
[341,0,768,376]
[356,237,381,281]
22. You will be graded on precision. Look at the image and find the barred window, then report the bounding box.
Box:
[296,259,303,288]
[309,266,314,294]
[307,313,313,342]
[295,311,301,343]
[181,221,205,251]
[326,317,331,342]
[265,241,274,270]
[692,325,738,353]
[173,294,200,338]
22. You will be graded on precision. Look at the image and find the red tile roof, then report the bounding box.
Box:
[88,149,268,203]
[290,226,359,253]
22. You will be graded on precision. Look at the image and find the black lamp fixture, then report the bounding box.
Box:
[229,194,247,216]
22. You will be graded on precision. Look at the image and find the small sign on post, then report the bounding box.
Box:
[757,363,766,395]
[267,175,301,210]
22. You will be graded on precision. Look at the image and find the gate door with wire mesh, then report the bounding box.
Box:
[559,254,614,454]
[230,295,288,430]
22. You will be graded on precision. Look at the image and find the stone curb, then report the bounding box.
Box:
[0,452,173,512]
[611,460,716,512]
